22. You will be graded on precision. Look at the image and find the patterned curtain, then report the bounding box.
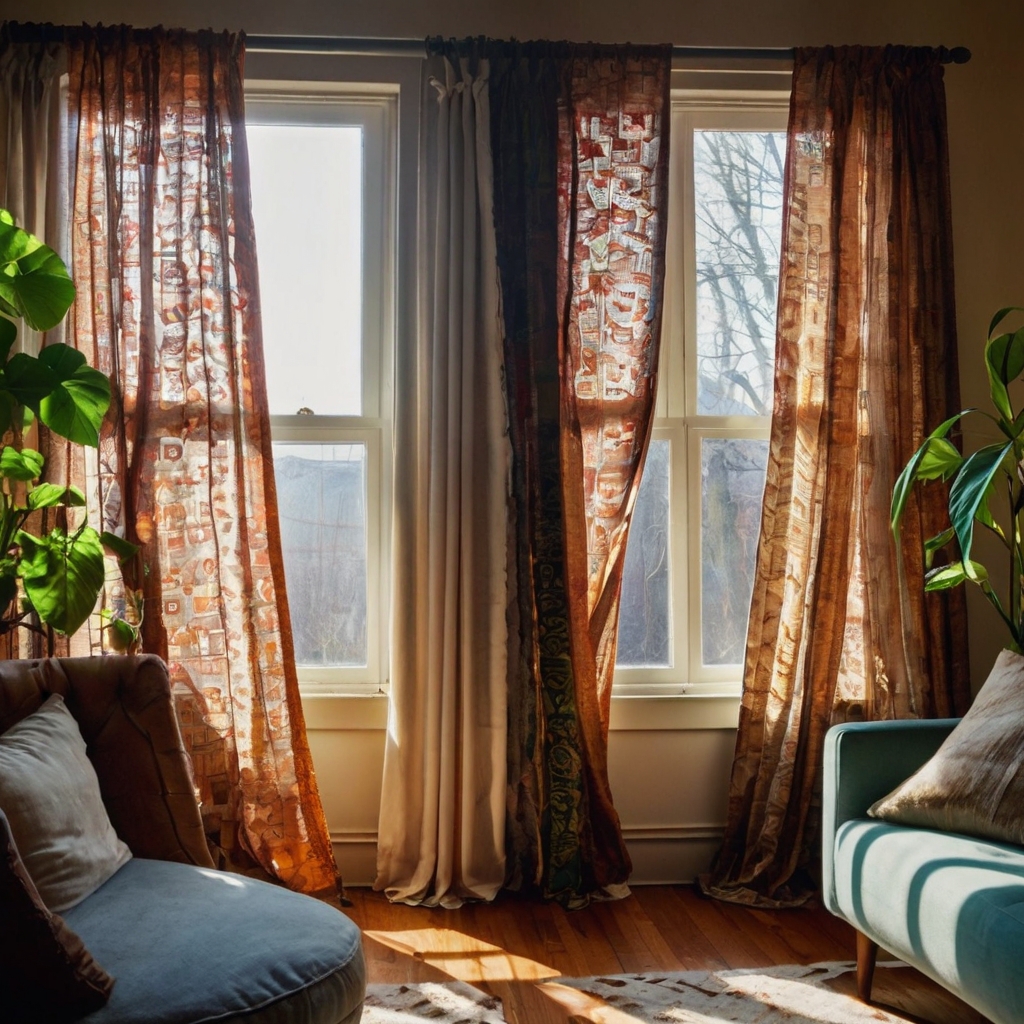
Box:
[57,25,339,896]
[480,40,672,907]
[701,45,971,908]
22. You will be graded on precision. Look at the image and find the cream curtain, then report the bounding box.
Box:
[0,29,67,355]
[375,55,509,907]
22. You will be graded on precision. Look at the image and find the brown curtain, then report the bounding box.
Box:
[57,24,339,896]
[485,40,672,907]
[701,45,971,908]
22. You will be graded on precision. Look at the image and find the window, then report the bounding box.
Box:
[615,92,788,693]
[246,83,396,692]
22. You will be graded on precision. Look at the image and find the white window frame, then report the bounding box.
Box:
[245,81,397,694]
[614,88,789,696]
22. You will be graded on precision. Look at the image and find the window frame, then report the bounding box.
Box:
[245,81,398,694]
[613,88,789,696]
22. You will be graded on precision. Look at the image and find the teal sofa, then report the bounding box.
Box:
[823,719,1024,1024]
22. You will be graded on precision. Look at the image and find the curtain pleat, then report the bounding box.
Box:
[58,24,339,896]
[701,45,971,909]
[486,40,672,907]
[376,54,509,908]
[0,28,68,661]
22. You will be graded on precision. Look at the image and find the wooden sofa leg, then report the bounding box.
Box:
[856,931,879,1002]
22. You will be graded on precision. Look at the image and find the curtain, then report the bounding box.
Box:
[57,24,339,896]
[486,41,672,907]
[375,54,509,908]
[702,45,971,909]
[0,26,68,661]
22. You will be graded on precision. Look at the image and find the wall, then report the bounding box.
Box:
[10,0,1024,884]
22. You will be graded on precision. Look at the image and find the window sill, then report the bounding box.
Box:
[300,690,741,732]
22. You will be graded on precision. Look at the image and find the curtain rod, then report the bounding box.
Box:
[244,36,971,64]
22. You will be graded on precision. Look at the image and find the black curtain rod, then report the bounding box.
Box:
[244,35,971,64]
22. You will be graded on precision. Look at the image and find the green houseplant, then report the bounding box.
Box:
[0,208,134,643]
[892,307,1024,653]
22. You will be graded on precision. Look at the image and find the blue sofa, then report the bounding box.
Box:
[823,719,1024,1024]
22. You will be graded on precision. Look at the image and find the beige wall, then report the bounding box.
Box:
[12,0,1023,882]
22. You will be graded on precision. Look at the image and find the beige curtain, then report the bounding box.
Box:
[375,55,509,907]
[0,27,66,332]
[701,45,971,908]
[0,28,69,663]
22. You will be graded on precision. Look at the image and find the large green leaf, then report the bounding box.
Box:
[27,483,87,510]
[988,306,1024,338]
[891,412,967,535]
[1,351,59,407]
[915,438,962,481]
[985,327,1024,424]
[0,447,44,482]
[16,526,105,635]
[36,345,110,446]
[0,211,75,332]
[924,527,956,568]
[924,559,989,591]
[949,441,1015,565]
[99,531,140,564]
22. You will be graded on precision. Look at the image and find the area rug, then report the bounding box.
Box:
[362,960,914,1022]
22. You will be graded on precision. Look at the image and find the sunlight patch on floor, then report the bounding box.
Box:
[363,928,561,983]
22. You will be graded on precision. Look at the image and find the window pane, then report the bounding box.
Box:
[617,439,670,667]
[694,131,785,416]
[701,437,768,665]
[248,123,363,415]
[273,443,367,666]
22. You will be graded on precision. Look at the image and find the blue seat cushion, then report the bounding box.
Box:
[833,818,1024,1024]
[63,859,365,1024]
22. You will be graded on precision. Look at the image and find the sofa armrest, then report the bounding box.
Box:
[821,718,958,913]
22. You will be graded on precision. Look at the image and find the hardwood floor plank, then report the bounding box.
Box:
[630,886,730,971]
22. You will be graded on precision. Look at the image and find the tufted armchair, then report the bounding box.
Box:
[0,655,365,1024]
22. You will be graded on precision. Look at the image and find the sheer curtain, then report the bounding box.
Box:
[60,24,339,896]
[375,53,510,908]
[702,45,971,908]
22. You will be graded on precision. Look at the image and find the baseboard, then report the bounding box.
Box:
[331,824,725,888]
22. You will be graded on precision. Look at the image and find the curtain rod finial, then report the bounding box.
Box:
[942,46,971,64]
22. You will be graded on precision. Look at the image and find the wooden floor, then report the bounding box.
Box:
[344,884,990,1024]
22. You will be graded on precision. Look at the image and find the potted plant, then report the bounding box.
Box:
[891,306,1024,653]
[0,208,136,647]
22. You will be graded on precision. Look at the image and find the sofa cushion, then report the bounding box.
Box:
[0,808,114,1023]
[0,693,131,911]
[833,818,1024,1024]
[868,648,1024,845]
[64,859,365,1024]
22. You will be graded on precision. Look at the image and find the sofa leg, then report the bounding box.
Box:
[856,931,879,1002]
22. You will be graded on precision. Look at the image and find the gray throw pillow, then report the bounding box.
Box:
[869,648,1024,846]
[0,693,131,911]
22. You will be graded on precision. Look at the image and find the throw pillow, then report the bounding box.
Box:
[0,808,114,1022]
[0,693,131,911]
[869,648,1024,845]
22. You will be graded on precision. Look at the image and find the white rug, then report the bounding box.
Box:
[362,960,913,1022]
